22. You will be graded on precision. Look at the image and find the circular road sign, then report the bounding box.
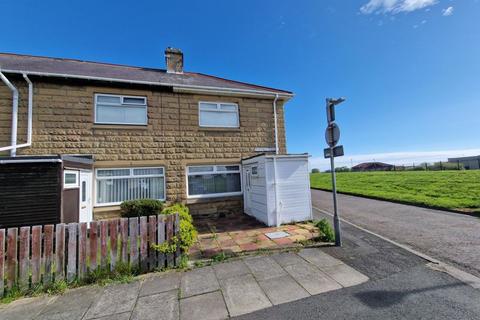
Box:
[325,123,340,147]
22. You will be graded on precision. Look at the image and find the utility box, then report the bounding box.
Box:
[242,154,312,226]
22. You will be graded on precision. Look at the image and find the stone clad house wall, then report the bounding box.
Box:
[0,76,287,219]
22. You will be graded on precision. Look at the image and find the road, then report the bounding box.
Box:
[237,206,480,319]
[311,189,480,278]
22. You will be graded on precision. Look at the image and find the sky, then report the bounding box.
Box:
[1,0,479,170]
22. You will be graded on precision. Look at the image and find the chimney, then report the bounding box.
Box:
[165,47,183,74]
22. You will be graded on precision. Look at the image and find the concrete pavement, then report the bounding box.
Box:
[0,248,368,320]
[311,189,480,278]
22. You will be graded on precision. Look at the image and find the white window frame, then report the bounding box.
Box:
[64,170,79,189]
[94,166,166,207]
[198,101,240,128]
[94,93,148,125]
[186,164,242,199]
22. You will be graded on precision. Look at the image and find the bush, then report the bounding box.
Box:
[160,203,197,253]
[120,199,164,218]
[315,219,335,242]
[311,168,320,173]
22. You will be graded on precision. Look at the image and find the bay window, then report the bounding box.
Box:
[187,165,242,198]
[95,167,165,206]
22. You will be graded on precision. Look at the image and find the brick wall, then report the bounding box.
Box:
[0,76,288,219]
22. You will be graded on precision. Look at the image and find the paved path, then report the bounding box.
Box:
[0,248,368,320]
[311,189,480,278]
[236,209,480,320]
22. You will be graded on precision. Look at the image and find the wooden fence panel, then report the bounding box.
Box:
[55,224,66,281]
[31,226,42,285]
[129,218,139,268]
[166,215,174,268]
[100,221,108,269]
[139,216,148,272]
[157,215,166,269]
[67,224,77,282]
[78,223,87,278]
[120,218,128,264]
[43,225,54,285]
[109,219,118,271]
[174,214,181,267]
[18,227,30,289]
[6,228,18,289]
[148,216,157,271]
[89,221,98,271]
[0,229,4,297]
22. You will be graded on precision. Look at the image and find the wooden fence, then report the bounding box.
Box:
[0,213,180,297]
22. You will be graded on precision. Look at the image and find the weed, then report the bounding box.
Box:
[315,219,335,242]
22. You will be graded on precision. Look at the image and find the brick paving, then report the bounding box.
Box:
[190,214,320,259]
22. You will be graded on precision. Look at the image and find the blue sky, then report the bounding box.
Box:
[1,0,479,169]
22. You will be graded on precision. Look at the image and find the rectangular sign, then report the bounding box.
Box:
[324,145,344,158]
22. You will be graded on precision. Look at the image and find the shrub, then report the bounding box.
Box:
[159,203,197,253]
[120,199,164,218]
[315,219,335,242]
[311,168,320,173]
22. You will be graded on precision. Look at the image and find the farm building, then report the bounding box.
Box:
[351,162,394,172]
[448,155,480,170]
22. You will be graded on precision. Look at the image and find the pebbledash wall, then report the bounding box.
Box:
[0,76,287,220]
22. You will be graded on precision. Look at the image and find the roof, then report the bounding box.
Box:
[448,155,480,162]
[352,162,394,169]
[0,52,293,98]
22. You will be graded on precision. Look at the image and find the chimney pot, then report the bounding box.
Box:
[165,47,184,74]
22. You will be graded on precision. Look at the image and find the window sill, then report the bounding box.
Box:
[186,195,243,204]
[92,124,148,130]
[198,127,241,132]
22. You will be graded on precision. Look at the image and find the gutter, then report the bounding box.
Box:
[1,69,294,100]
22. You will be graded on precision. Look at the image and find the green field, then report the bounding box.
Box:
[310,171,480,214]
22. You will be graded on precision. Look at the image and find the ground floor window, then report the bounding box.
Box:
[95,167,165,206]
[187,165,241,198]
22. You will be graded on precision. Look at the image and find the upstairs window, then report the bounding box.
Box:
[199,102,239,128]
[95,94,147,125]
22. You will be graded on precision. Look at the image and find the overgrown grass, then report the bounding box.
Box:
[310,171,480,213]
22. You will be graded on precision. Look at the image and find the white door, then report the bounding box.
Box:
[79,171,93,223]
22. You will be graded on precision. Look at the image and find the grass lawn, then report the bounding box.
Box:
[310,171,480,214]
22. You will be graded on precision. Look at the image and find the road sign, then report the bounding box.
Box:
[325,123,340,147]
[324,145,344,158]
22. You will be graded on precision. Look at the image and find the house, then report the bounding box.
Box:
[448,155,480,170]
[0,49,293,227]
[351,162,394,172]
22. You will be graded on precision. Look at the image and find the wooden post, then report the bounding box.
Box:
[148,216,157,271]
[18,227,30,290]
[129,218,139,269]
[67,224,77,282]
[157,215,166,269]
[100,221,108,269]
[139,216,148,272]
[120,218,128,264]
[43,225,54,285]
[174,213,181,267]
[109,219,118,271]
[55,224,66,281]
[0,229,4,297]
[6,228,18,289]
[31,226,42,285]
[166,215,174,268]
[78,223,87,278]
[89,221,98,271]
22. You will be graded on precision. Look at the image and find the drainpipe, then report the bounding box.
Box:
[272,94,281,226]
[0,71,34,155]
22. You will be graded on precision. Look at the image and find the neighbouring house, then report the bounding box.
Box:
[0,49,295,228]
[351,162,394,172]
[448,155,480,170]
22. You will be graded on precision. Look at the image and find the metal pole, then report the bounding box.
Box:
[330,148,341,246]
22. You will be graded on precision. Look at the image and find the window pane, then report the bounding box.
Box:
[97,95,121,104]
[123,97,145,105]
[96,176,164,204]
[200,110,238,127]
[124,106,147,124]
[188,166,214,173]
[81,181,86,201]
[65,173,77,184]
[188,173,241,196]
[219,104,237,111]
[97,169,130,177]
[199,103,218,110]
[216,165,240,172]
[96,105,146,124]
[133,168,163,176]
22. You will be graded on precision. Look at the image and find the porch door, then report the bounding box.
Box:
[79,171,93,223]
[243,165,253,215]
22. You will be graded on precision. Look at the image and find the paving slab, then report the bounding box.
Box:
[271,252,307,267]
[84,281,141,319]
[35,286,104,320]
[140,272,180,297]
[91,312,132,320]
[131,290,179,320]
[258,275,310,305]
[180,291,228,320]
[220,274,272,317]
[180,266,219,298]
[0,296,53,320]
[213,260,250,280]
[244,256,287,281]
[298,248,344,268]
[284,261,342,295]
[321,264,370,287]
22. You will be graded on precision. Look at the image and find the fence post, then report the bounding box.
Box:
[67,224,78,282]
[18,227,30,290]
[31,226,42,285]
[6,228,18,289]
[0,229,5,297]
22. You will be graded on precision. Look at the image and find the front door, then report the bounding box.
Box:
[243,165,253,215]
[79,171,93,223]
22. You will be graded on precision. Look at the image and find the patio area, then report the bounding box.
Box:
[190,214,320,259]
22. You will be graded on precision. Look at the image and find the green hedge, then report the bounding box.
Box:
[120,199,164,218]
